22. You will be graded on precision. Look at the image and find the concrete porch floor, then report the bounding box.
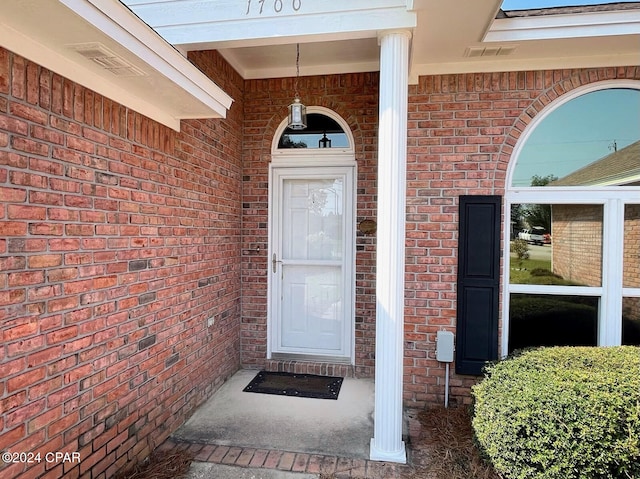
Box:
[174,369,374,458]
[165,369,418,478]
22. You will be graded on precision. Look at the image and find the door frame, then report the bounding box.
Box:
[267,163,357,362]
[267,107,357,363]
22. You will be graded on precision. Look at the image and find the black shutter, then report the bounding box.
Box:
[455,195,501,375]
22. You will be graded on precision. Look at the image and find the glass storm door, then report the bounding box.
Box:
[270,167,354,359]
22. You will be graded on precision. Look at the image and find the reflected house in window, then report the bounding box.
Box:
[551,140,640,187]
[551,140,640,320]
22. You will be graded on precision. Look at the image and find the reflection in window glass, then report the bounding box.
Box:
[282,179,343,261]
[510,204,603,286]
[509,294,598,353]
[511,89,640,187]
[622,297,640,346]
[278,113,349,149]
[624,204,640,289]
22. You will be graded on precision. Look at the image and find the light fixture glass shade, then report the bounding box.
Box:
[288,98,307,130]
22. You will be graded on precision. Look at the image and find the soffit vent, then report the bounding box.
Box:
[67,42,146,77]
[465,45,517,58]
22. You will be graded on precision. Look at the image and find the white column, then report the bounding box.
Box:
[370,29,411,464]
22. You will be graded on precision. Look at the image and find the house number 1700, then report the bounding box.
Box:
[246,0,301,15]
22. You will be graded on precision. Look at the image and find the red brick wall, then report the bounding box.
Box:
[404,67,640,407]
[239,67,640,407]
[623,204,640,322]
[624,204,640,289]
[0,48,244,479]
[2,45,639,479]
[241,73,380,377]
[551,205,604,286]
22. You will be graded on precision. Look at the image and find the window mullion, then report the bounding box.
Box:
[600,199,624,346]
[502,199,512,358]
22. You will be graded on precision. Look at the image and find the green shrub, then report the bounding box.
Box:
[472,347,640,479]
[529,268,560,277]
[511,239,530,262]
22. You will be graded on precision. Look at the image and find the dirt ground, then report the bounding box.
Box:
[403,405,499,479]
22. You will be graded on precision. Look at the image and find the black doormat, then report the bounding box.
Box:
[243,371,343,400]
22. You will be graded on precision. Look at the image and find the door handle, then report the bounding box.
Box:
[272,253,283,273]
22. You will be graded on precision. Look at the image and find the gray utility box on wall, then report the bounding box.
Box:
[436,330,455,363]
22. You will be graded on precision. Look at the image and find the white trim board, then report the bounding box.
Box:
[1,0,233,131]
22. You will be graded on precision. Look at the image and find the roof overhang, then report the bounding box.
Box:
[409,1,640,79]
[0,0,233,131]
[485,8,640,42]
[122,0,640,84]
[124,0,417,80]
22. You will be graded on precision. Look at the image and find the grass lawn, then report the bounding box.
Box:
[509,256,580,286]
[509,257,550,283]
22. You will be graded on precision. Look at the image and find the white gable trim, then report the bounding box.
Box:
[1,0,233,131]
[486,10,640,42]
[124,0,416,50]
[64,0,233,114]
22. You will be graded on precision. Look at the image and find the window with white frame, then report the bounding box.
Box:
[277,113,349,150]
[504,82,640,356]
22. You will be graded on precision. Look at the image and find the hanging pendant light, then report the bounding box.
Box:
[287,43,307,130]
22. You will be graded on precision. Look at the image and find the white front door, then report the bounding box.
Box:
[269,166,354,360]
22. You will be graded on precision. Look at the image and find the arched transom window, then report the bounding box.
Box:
[271,107,355,165]
[277,113,349,150]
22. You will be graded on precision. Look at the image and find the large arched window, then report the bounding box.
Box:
[504,82,640,356]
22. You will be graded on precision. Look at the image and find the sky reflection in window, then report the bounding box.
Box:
[511,88,640,187]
